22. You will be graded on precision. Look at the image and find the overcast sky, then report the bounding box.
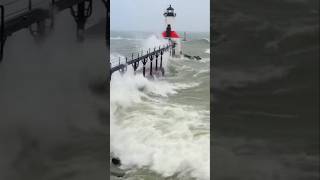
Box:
[111,0,210,32]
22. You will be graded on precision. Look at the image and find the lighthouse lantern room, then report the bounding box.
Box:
[164,5,176,29]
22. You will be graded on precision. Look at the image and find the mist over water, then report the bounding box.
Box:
[110,32,210,179]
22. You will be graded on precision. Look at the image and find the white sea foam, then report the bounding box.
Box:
[110,73,209,179]
[202,38,210,43]
[110,36,210,180]
[205,48,210,54]
[200,58,210,63]
[193,69,210,77]
[111,36,144,41]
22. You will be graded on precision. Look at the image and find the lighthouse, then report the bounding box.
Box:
[162,5,181,56]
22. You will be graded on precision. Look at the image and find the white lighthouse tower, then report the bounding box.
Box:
[162,5,181,56]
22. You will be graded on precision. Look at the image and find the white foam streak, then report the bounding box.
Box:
[111,36,144,41]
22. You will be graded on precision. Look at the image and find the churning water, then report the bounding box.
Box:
[110,31,210,180]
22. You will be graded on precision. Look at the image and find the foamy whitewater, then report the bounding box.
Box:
[110,32,210,180]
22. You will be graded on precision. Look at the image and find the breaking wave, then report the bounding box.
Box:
[110,36,210,180]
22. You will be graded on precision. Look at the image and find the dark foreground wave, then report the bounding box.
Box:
[212,0,319,179]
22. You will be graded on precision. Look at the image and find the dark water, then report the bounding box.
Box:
[212,0,319,179]
[0,3,108,180]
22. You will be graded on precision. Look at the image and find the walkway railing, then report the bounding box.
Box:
[110,43,175,77]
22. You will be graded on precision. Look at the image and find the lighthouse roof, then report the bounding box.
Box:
[164,5,176,17]
[167,5,174,11]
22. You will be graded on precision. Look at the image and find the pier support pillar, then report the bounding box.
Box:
[135,54,139,72]
[28,0,54,41]
[160,51,163,69]
[132,62,136,71]
[71,0,92,41]
[155,53,158,71]
[142,58,147,77]
[132,61,139,72]
[149,55,153,76]
[161,51,165,76]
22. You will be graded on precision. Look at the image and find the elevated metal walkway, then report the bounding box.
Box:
[0,0,108,62]
[110,43,175,78]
